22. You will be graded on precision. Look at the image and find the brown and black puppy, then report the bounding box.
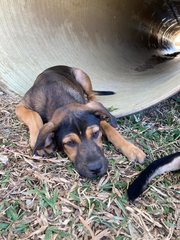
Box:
[16,66,145,178]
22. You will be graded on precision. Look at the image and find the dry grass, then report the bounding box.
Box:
[0,88,179,240]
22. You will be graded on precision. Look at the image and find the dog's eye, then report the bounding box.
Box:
[64,140,77,147]
[92,130,100,139]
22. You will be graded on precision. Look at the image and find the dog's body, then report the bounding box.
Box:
[16,66,145,178]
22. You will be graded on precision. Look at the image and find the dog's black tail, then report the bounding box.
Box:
[93,90,115,96]
[127,152,180,201]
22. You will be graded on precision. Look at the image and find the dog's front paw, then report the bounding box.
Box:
[32,142,56,158]
[33,149,48,158]
[122,143,146,163]
[33,147,55,158]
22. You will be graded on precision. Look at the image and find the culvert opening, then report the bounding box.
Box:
[0,0,179,116]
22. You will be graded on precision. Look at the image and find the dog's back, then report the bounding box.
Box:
[22,66,86,122]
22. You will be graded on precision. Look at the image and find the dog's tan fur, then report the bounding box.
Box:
[16,66,145,178]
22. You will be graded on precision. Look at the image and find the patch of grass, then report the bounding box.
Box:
[0,171,11,188]
[29,186,60,215]
[69,190,81,203]
[0,200,27,235]
[14,221,29,234]
[0,90,179,239]
[45,226,70,240]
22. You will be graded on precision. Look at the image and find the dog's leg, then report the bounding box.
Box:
[16,103,43,149]
[73,68,97,101]
[100,121,145,163]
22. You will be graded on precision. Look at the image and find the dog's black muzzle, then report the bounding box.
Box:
[74,140,108,179]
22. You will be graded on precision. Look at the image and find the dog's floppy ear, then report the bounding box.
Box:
[86,101,117,128]
[33,108,67,155]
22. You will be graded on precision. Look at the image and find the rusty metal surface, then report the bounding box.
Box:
[0,0,179,116]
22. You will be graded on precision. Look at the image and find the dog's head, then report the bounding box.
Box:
[33,101,117,179]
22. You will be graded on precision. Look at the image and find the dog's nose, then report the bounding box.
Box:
[87,161,103,174]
